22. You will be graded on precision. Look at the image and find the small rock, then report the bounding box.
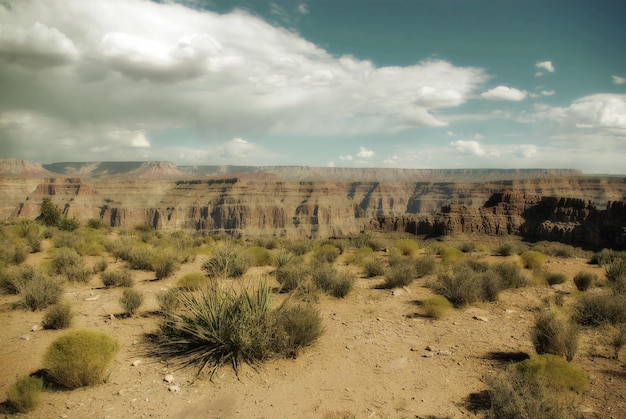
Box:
[168,385,180,393]
[402,286,411,294]
[438,350,452,356]
[84,294,100,301]
[392,289,404,297]
[164,374,175,383]
[422,353,434,358]
[473,315,488,322]
[20,334,30,340]
[31,324,43,332]
[131,360,141,366]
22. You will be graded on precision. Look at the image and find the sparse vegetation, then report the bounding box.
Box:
[246,246,273,266]
[101,268,133,288]
[440,247,464,264]
[42,301,73,329]
[311,263,355,298]
[50,247,91,283]
[6,375,44,413]
[276,262,310,293]
[544,271,567,286]
[363,258,385,277]
[313,243,341,263]
[202,244,252,278]
[605,258,626,283]
[574,291,626,326]
[515,354,588,393]
[521,250,545,269]
[178,272,207,291]
[421,295,453,319]
[157,288,181,314]
[40,197,61,227]
[19,272,64,311]
[414,255,437,277]
[119,288,144,316]
[573,271,595,291]
[394,238,419,256]
[383,259,415,288]
[43,329,120,388]
[608,324,626,360]
[531,310,579,361]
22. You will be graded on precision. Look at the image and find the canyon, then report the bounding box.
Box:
[1,158,625,248]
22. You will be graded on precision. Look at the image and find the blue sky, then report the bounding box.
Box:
[0,0,624,173]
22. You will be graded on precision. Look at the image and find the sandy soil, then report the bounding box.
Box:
[1,238,625,419]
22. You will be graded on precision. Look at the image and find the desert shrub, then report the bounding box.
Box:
[521,250,545,269]
[440,247,464,264]
[515,354,588,393]
[0,239,29,265]
[202,245,252,278]
[545,271,567,286]
[42,301,73,330]
[458,241,476,253]
[273,249,295,268]
[43,329,119,388]
[494,241,518,256]
[383,259,415,288]
[465,258,490,273]
[255,236,280,250]
[590,248,625,266]
[573,271,595,291]
[93,258,108,274]
[433,264,482,307]
[424,241,447,256]
[0,264,36,294]
[311,264,355,298]
[19,272,63,311]
[53,231,80,250]
[58,217,80,231]
[153,250,179,280]
[178,272,207,291]
[50,247,91,282]
[605,258,626,283]
[394,239,419,256]
[154,281,322,377]
[414,255,437,278]
[246,246,273,266]
[348,246,374,266]
[276,263,310,293]
[104,236,133,261]
[6,375,44,413]
[486,370,564,419]
[574,291,626,326]
[285,238,313,256]
[421,295,453,319]
[532,311,579,361]
[87,218,105,229]
[349,232,384,251]
[480,270,502,302]
[101,268,133,288]
[363,258,385,277]
[608,325,626,360]
[532,241,577,258]
[119,289,144,316]
[492,261,528,289]
[157,288,181,314]
[127,246,155,270]
[313,244,340,263]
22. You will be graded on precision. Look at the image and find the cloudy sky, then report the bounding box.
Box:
[0,0,625,173]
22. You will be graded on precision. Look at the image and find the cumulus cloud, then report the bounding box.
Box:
[542,94,626,129]
[356,147,375,158]
[450,140,486,156]
[339,155,353,161]
[536,61,555,73]
[480,86,527,101]
[0,0,489,164]
[613,75,626,85]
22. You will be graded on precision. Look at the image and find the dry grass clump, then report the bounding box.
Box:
[574,291,626,326]
[383,259,415,288]
[19,271,64,311]
[440,247,464,264]
[50,247,91,283]
[0,264,36,294]
[493,240,519,256]
[590,248,625,266]
[0,238,30,265]
[202,244,253,278]
[394,239,419,256]
[157,288,181,314]
[531,310,579,361]
[349,232,385,251]
[313,243,341,263]
[275,262,310,293]
[42,301,73,330]
[605,258,626,283]
[311,263,355,298]
[273,249,295,268]
[414,255,437,278]
[119,288,144,316]
[178,272,208,291]
[491,261,528,289]
[6,375,44,413]
[433,263,484,306]
[152,281,323,377]
[515,354,588,393]
[285,238,313,256]
[532,241,578,258]
[43,329,120,388]
[246,246,273,266]
[101,268,133,288]
[521,250,545,269]
[543,271,567,286]
[363,258,385,277]
[573,271,595,291]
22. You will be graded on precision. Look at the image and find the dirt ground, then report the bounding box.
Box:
[1,237,625,418]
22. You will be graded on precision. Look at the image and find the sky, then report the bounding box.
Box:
[0,0,625,173]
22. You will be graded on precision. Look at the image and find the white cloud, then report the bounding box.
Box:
[357,147,375,158]
[613,75,626,85]
[339,155,353,161]
[541,90,556,96]
[543,94,626,129]
[0,0,490,164]
[480,86,527,101]
[450,140,486,156]
[536,61,555,73]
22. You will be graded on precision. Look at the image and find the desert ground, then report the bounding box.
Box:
[1,232,625,419]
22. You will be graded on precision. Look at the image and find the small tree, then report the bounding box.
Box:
[40,198,61,227]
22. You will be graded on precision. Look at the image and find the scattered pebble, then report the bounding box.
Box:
[31,324,43,332]
[164,374,175,383]
[20,334,30,340]
[84,294,100,301]
[131,360,141,366]
[168,385,180,393]
[473,315,488,322]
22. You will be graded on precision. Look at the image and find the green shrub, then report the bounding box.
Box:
[0,239,30,265]
[348,246,374,266]
[515,354,588,393]
[42,301,73,330]
[276,263,310,293]
[544,271,567,286]
[349,232,384,251]
[458,241,476,253]
[119,289,144,316]
[157,288,181,314]
[440,247,464,264]
[383,259,415,288]
[573,271,595,291]
[480,270,502,302]
[40,197,61,227]
[127,246,155,270]
[285,238,313,256]
[312,264,355,298]
[465,258,490,272]
[153,250,179,280]
[19,272,63,311]
[0,264,36,294]
[574,291,626,326]
[43,329,120,388]
[87,218,105,229]
[363,258,385,277]
[421,295,453,319]
[414,255,437,278]
[154,281,322,377]
[178,272,207,291]
[202,245,252,278]
[494,241,518,256]
[101,268,133,288]
[532,241,577,258]
[273,250,295,268]
[313,244,340,263]
[532,311,579,361]
[6,375,43,413]
[58,217,80,231]
[50,247,91,282]
[433,264,482,307]
[246,246,273,266]
[590,248,625,266]
[521,250,545,269]
[492,261,528,289]
[394,239,419,256]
